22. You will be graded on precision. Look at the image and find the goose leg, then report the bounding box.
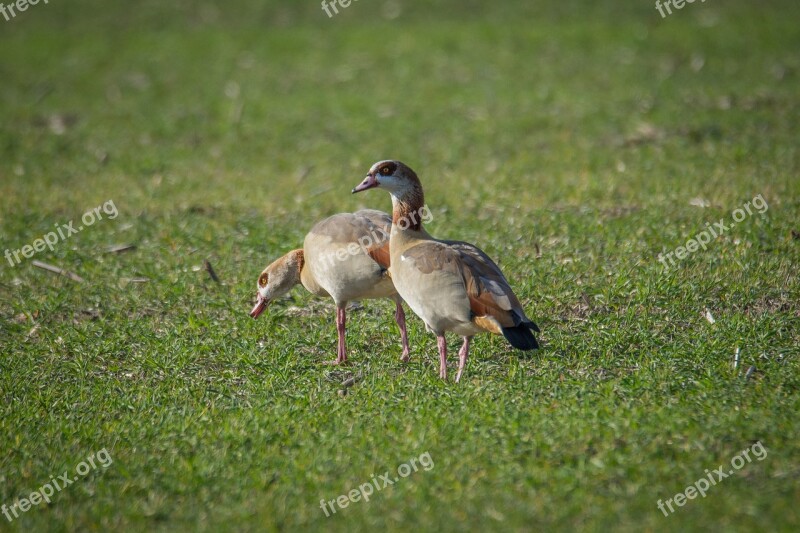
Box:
[394,301,410,362]
[324,305,347,365]
[455,336,472,383]
[437,335,448,380]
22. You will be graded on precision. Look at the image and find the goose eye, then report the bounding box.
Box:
[259,274,268,287]
[381,167,390,175]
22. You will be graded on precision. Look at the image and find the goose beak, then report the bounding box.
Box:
[249,294,270,319]
[352,174,378,193]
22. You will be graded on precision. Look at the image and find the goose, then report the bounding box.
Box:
[249,209,410,365]
[352,161,539,382]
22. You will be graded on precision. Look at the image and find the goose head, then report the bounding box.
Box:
[249,250,304,319]
[352,160,422,198]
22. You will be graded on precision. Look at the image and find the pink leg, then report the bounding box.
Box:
[395,301,410,362]
[324,306,347,365]
[437,335,448,380]
[455,336,472,383]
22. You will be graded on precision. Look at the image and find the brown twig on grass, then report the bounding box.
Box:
[31,260,84,282]
[204,259,220,283]
[336,372,365,397]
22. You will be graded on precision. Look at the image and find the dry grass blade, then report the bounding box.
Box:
[105,244,137,254]
[31,260,84,282]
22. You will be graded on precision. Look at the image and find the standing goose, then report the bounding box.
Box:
[352,161,539,382]
[249,209,410,365]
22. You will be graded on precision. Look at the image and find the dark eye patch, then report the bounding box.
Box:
[379,162,396,175]
[259,274,268,287]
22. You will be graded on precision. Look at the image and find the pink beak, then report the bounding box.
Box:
[352,174,378,193]
[249,294,269,319]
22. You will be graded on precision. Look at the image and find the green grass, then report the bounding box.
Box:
[1,0,799,531]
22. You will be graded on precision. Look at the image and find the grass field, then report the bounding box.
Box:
[1,0,799,531]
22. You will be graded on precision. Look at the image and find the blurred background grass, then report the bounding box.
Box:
[2,0,798,216]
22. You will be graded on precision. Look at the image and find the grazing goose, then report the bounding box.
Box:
[249,209,410,365]
[352,161,539,382]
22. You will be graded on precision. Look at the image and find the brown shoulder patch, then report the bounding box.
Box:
[367,242,391,269]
